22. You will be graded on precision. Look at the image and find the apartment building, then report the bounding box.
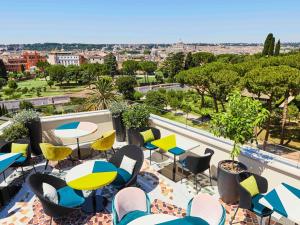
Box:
[47,51,85,66]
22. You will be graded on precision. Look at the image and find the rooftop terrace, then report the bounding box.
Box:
[0,110,299,225]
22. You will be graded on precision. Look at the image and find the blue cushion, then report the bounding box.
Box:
[112,168,132,187]
[179,159,187,167]
[252,194,273,216]
[14,156,27,164]
[118,210,149,225]
[144,142,157,150]
[169,147,185,156]
[57,186,85,208]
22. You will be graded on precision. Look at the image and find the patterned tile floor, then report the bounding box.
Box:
[0,148,289,225]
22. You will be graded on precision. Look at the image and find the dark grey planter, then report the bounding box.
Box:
[217,160,247,204]
[112,115,126,142]
[126,128,142,146]
[25,118,42,156]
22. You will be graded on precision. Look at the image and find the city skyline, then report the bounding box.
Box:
[1,0,300,44]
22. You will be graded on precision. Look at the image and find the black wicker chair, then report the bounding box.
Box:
[231,172,273,225]
[109,145,144,188]
[27,173,84,224]
[137,127,161,164]
[179,148,214,192]
[0,139,36,181]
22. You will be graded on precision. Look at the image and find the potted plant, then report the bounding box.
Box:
[108,101,127,142]
[122,104,150,145]
[13,109,42,155]
[211,91,269,204]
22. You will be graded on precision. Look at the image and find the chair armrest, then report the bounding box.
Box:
[238,184,253,209]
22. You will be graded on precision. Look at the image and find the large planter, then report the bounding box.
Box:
[126,128,142,146]
[217,160,247,204]
[25,118,42,155]
[112,115,126,142]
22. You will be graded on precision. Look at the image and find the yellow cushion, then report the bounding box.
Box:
[151,134,176,152]
[240,175,260,197]
[11,143,28,157]
[140,129,155,143]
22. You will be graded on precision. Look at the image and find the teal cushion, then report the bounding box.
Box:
[144,142,157,150]
[14,156,27,164]
[118,210,148,225]
[252,194,273,216]
[169,147,185,156]
[112,168,132,187]
[57,186,84,208]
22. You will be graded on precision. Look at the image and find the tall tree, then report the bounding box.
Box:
[262,33,273,56]
[184,52,194,69]
[115,76,137,100]
[104,53,118,76]
[46,65,66,85]
[243,66,287,148]
[122,60,140,75]
[268,37,275,56]
[0,59,8,80]
[274,39,281,56]
[192,52,215,66]
[160,52,185,80]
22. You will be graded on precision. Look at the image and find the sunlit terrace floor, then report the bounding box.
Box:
[0,140,285,225]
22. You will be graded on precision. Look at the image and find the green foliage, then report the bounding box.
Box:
[85,76,117,110]
[21,87,28,94]
[46,65,66,84]
[192,52,215,66]
[184,52,194,69]
[145,90,167,113]
[211,91,269,162]
[154,71,164,83]
[108,101,128,117]
[0,59,8,80]
[115,76,137,100]
[274,40,281,56]
[262,33,274,56]
[13,109,40,124]
[288,103,299,120]
[268,37,275,56]
[104,53,118,76]
[3,88,14,96]
[122,60,140,75]
[133,91,143,100]
[160,52,185,80]
[0,78,7,89]
[139,61,157,75]
[122,104,150,129]
[8,80,18,89]
[1,122,29,141]
[19,101,34,110]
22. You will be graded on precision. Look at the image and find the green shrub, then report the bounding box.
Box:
[13,109,40,124]
[3,88,14,96]
[7,80,18,89]
[133,91,143,100]
[108,101,127,117]
[1,122,29,141]
[19,101,34,110]
[123,104,150,129]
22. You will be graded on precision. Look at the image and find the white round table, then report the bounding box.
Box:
[54,121,98,159]
[127,214,178,225]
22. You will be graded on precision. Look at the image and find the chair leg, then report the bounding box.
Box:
[50,216,53,225]
[32,164,37,173]
[21,167,25,182]
[230,207,239,224]
[104,151,108,161]
[112,147,116,154]
[194,174,198,193]
[267,215,271,225]
[45,160,49,171]
[209,167,212,186]
[149,149,152,165]
[260,216,263,225]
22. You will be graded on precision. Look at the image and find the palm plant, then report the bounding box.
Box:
[85,76,117,110]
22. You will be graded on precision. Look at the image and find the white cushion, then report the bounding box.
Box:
[42,183,58,204]
[120,155,136,175]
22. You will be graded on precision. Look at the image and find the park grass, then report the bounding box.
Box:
[136,75,156,84]
[1,78,86,100]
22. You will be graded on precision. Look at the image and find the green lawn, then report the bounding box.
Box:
[136,75,157,84]
[1,79,86,100]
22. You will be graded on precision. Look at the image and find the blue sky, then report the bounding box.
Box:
[1,0,300,44]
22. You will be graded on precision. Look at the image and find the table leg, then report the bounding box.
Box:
[77,138,81,160]
[82,189,108,213]
[173,154,176,181]
[92,190,96,213]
